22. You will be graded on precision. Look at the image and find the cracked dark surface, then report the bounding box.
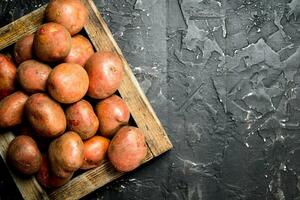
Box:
[0,0,300,199]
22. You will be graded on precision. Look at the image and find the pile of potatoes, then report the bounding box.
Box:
[0,0,147,188]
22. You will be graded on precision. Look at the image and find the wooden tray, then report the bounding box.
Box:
[0,1,173,199]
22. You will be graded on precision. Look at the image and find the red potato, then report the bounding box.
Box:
[33,22,71,62]
[47,63,89,104]
[17,60,52,93]
[0,92,28,128]
[14,34,34,64]
[65,100,99,140]
[64,35,94,66]
[81,136,110,170]
[108,126,147,172]
[7,135,42,175]
[37,155,73,188]
[25,93,66,138]
[0,54,17,100]
[95,95,130,138]
[85,52,124,99]
[45,0,88,35]
[48,131,84,178]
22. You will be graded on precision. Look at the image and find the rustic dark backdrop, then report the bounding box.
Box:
[0,0,300,199]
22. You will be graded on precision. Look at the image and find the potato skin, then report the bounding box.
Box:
[64,35,94,66]
[108,126,147,172]
[95,95,130,138]
[45,0,88,35]
[47,63,89,104]
[7,135,42,175]
[17,60,52,93]
[81,136,110,170]
[25,93,66,138]
[33,22,71,62]
[85,52,124,99]
[14,34,34,64]
[65,100,99,140]
[0,54,17,100]
[0,92,28,128]
[36,155,73,188]
[48,131,84,178]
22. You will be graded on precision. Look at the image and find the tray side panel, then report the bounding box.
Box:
[0,5,46,50]
[82,0,173,157]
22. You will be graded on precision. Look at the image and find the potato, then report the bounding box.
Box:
[0,54,17,100]
[33,22,71,62]
[85,52,124,99]
[45,0,88,35]
[47,63,89,104]
[7,135,42,175]
[108,126,147,172]
[36,155,73,188]
[81,136,110,170]
[65,100,99,140]
[17,60,52,93]
[0,91,28,128]
[14,34,34,64]
[48,131,84,178]
[25,93,66,138]
[95,95,130,138]
[63,35,94,66]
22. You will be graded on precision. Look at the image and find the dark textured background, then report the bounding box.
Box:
[1,0,300,199]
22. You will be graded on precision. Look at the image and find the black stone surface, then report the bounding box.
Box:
[0,0,300,199]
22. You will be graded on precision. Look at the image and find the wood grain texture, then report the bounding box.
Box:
[0,132,49,200]
[0,0,172,199]
[0,5,46,50]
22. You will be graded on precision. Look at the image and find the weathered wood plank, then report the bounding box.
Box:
[0,5,46,50]
[82,0,173,157]
[0,132,49,200]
